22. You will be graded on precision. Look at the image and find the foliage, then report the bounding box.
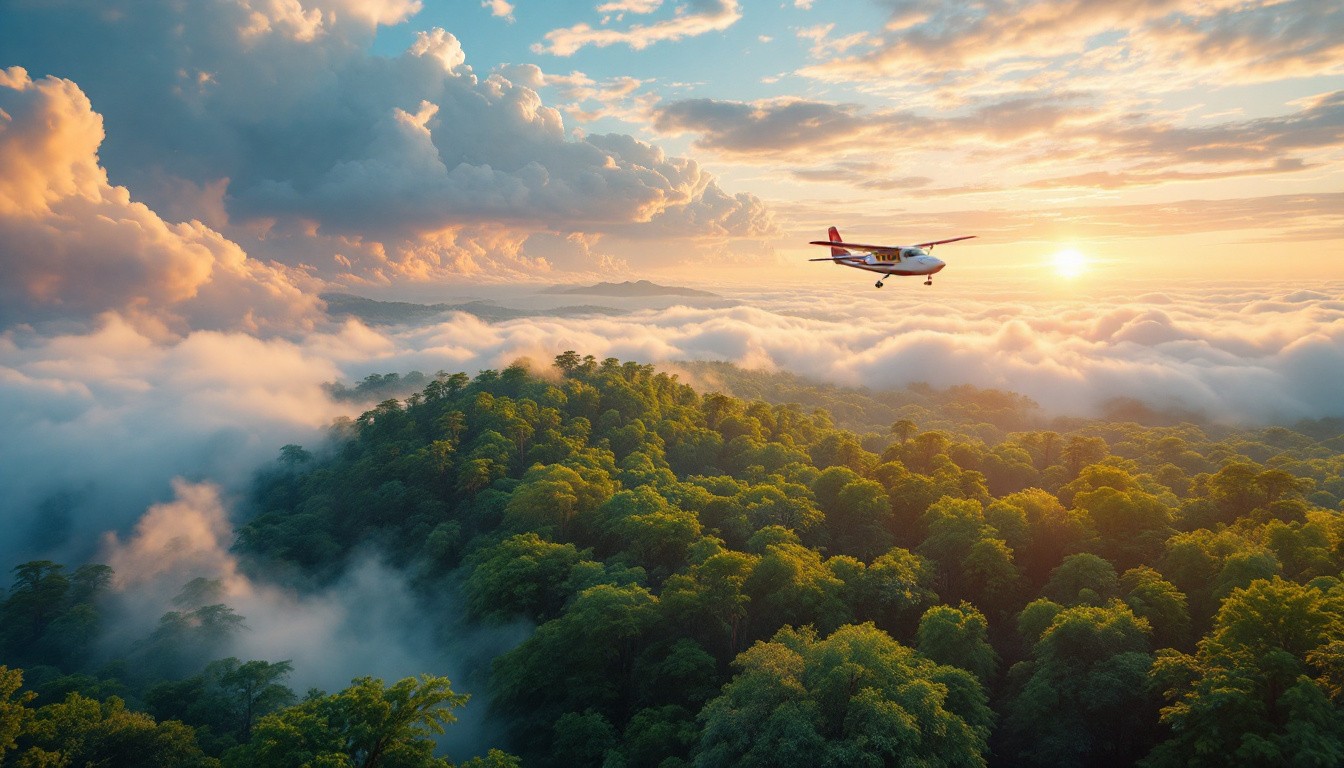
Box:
[225,675,468,768]
[697,623,991,767]
[7,354,1344,766]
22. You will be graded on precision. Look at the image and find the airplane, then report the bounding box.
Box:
[809,226,975,287]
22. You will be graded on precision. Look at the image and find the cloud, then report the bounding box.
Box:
[797,0,1340,93]
[534,0,741,56]
[98,479,526,752]
[0,68,321,334]
[650,89,1342,199]
[0,1,770,282]
[596,0,663,14]
[775,191,1344,246]
[481,0,515,23]
[0,314,360,567]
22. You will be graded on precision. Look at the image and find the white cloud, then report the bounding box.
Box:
[534,0,742,56]
[98,478,527,752]
[481,0,515,23]
[0,1,771,283]
[0,68,321,334]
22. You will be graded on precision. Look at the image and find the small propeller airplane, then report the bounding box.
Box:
[809,227,975,287]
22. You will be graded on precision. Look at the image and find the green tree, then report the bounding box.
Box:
[227,675,469,768]
[1119,567,1190,650]
[854,547,937,635]
[1,666,35,762]
[464,533,587,623]
[917,603,998,683]
[1043,553,1119,606]
[662,551,757,660]
[492,584,660,758]
[206,658,296,740]
[1146,578,1344,767]
[17,692,217,768]
[1002,603,1158,767]
[697,623,991,767]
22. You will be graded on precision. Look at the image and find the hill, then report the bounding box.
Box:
[321,292,623,325]
[540,279,719,297]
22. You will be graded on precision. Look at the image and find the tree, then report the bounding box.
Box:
[1,666,34,762]
[697,623,991,767]
[917,603,998,683]
[228,675,469,768]
[1,561,71,663]
[464,533,587,623]
[1002,603,1159,767]
[854,547,937,636]
[17,692,217,768]
[662,551,757,660]
[1043,553,1119,606]
[1146,578,1344,767]
[890,419,917,444]
[492,584,660,758]
[206,658,296,740]
[1119,567,1190,650]
[830,479,895,560]
[744,541,851,639]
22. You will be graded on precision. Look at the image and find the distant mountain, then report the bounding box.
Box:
[321,293,624,325]
[541,280,719,298]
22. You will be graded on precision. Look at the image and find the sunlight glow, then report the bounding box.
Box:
[1053,248,1087,279]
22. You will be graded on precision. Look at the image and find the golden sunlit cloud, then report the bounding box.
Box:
[1053,248,1087,279]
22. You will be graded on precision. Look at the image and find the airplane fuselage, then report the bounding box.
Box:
[849,249,945,276]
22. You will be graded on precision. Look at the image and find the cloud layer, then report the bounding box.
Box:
[6,280,1340,566]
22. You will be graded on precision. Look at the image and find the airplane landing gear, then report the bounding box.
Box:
[875,280,884,288]
[924,278,933,286]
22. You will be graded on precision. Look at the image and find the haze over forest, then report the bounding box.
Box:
[1,0,1342,766]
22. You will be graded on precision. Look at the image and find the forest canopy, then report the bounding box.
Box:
[3,353,1344,766]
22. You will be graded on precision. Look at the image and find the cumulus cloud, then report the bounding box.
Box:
[0,68,321,334]
[534,0,741,56]
[0,0,770,282]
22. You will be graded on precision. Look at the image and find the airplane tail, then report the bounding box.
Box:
[827,226,849,259]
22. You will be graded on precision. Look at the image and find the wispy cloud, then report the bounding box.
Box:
[797,0,1342,94]
[651,89,1343,199]
[534,0,741,56]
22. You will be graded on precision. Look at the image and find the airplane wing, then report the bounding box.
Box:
[809,240,902,257]
[807,255,867,261]
[913,235,976,248]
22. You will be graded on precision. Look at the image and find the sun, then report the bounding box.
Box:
[1053,248,1088,279]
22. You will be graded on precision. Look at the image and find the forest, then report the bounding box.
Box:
[3,353,1344,767]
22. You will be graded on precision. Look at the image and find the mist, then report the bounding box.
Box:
[93,479,527,756]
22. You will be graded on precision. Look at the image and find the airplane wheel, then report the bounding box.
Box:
[875,281,883,288]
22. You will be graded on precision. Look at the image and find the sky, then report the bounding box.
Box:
[1,0,1340,294]
[1,0,1342,710]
